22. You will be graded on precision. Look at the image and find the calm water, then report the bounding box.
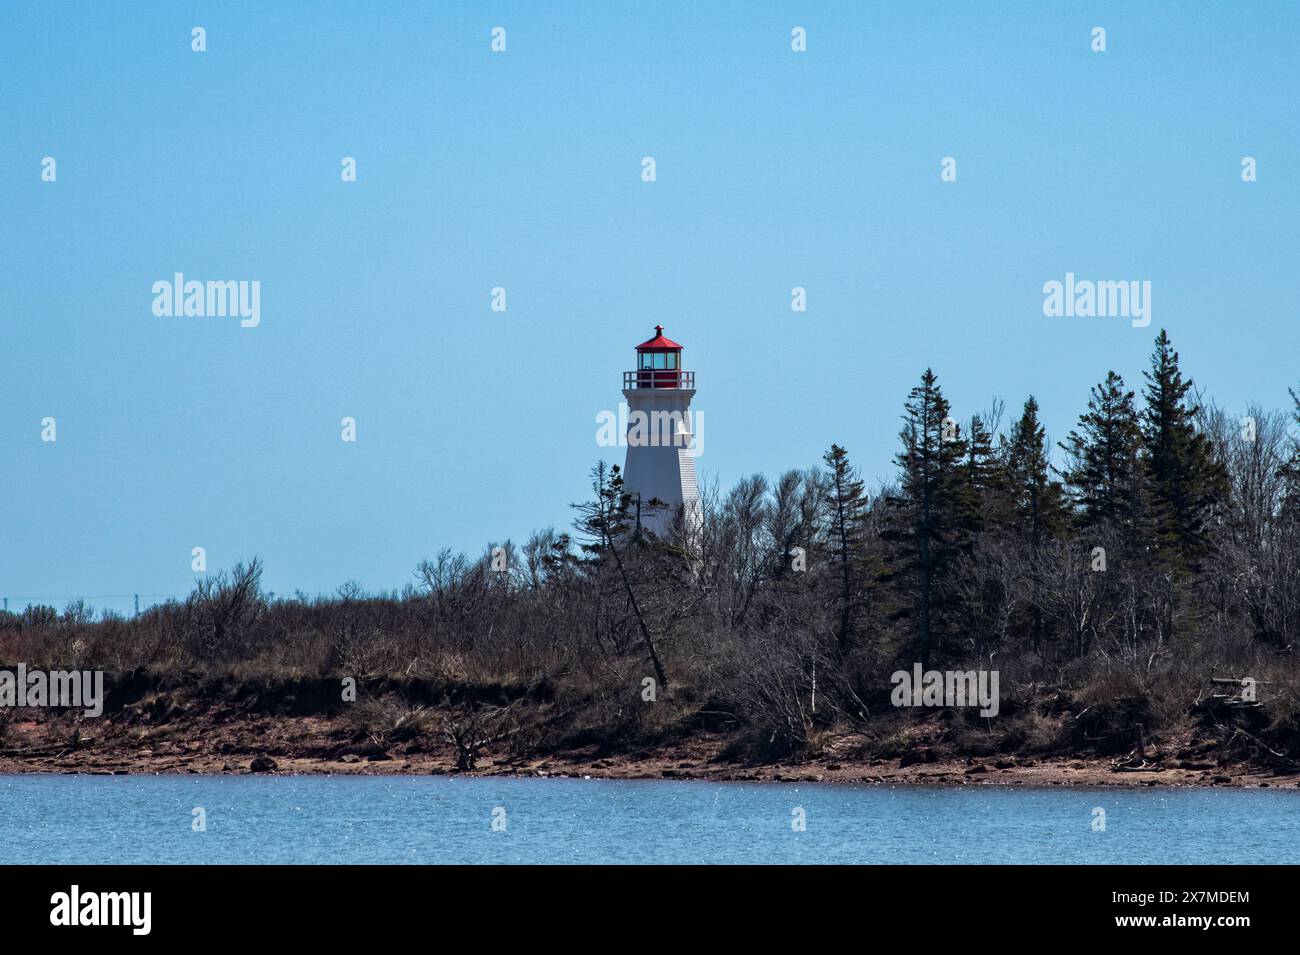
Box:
[2,775,1297,864]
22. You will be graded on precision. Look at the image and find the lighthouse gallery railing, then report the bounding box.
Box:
[623,370,695,390]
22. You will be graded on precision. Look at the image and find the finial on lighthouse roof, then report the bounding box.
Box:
[636,325,682,350]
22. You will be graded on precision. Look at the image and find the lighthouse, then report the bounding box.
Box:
[621,325,700,539]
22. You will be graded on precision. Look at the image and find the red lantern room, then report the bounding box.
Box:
[625,325,694,390]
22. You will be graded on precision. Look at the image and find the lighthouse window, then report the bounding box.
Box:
[666,353,678,369]
[640,352,654,369]
[652,352,666,370]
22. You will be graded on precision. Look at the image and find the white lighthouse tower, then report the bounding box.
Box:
[621,326,700,540]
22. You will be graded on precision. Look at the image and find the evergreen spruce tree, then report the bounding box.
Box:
[959,413,997,542]
[572,463,669,688]
[1281,389,1300,520]
[1277,390,1300,650]
[1003,396,1067,543]
[884,369,967,665]
[822,444,871,654]
[1140,330,1227,570]
[1060,371,1144,534]
[1000,396,1066,652]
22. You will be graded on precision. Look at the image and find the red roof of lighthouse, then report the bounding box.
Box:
[635,325,682,350]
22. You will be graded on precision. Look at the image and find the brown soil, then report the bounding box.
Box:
[1,711,1294,788]
[2,671,1295,788]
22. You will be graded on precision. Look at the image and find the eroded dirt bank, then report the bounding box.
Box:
[1,670,1296,788]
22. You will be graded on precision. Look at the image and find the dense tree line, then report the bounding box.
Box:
[4,329,1298,761]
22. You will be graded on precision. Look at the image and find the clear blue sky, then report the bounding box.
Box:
[2,2,1297,613]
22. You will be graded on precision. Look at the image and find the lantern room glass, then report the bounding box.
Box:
[638,352,679,367]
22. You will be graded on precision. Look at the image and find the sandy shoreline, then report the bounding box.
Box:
[2,750,1295,788]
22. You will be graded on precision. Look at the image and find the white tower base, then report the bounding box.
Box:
[622,387,700,540]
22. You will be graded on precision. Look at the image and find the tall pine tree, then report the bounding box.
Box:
[884,369,967,666]
[1281,388,1300,520]
[1060,371,1144,534]
[822,444,871,654]
[1002,396,1066,544]
[959,412,997,542]
[1140,330,1226,570]
[1000,396,1066,652]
